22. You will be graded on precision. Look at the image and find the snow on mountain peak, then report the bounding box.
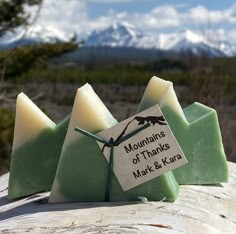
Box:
[85,23,234,56]
[1,21,236,56]
[158,29,209,51]
[26,25,69,42]
[0,24,70,48]
[86,22,143,47]
[176,29,206,43]
[112,22,139,37]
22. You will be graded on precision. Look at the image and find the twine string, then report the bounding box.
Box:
[74,123,150,201]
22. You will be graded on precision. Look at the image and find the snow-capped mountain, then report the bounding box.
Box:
[216,40,236,57]
[157,29,224,57]
[1,21,236,57]
[86,22,143,47]
[0,25,70,48]
[85,23,236,57]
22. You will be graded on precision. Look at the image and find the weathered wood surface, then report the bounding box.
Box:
[0,162,235,234]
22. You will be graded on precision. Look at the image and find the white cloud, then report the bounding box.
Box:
[84,3,236,32]
[147,5,180,28]
[228,4,236,23]
[185,6,210,24]
[212,28,236,43]
[182,5,228,26]
[24,1,236,42]
[27,0,87,35]
[181,3,236,26]
[84,5,181,31]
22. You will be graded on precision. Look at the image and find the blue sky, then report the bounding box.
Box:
[27,0,236,42]
[87,0,236,18]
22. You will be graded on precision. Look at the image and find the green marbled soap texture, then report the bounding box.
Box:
[138,100,228,184]
[8,115,70,199]
[53,130,179,202]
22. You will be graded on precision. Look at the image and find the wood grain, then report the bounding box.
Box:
[0,162,235,234]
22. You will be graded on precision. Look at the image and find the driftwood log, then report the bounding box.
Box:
[0,162,235,234]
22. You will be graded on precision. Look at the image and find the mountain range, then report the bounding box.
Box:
[1,22,236,57]
[86,22,236,57]
[0,25,69,49]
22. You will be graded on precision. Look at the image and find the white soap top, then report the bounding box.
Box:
[143,76,187,121]
[12,93,56,151]
[62,83,117,147]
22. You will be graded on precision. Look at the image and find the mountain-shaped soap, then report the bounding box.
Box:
[8,93,69,199]
[49,84,179,203]
[138,76,228,184]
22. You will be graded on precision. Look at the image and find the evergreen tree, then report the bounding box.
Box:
[0,0,42,38]
[0,41,78,79]
[0,0,79,80]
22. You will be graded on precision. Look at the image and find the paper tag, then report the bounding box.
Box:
[97,105,187,191]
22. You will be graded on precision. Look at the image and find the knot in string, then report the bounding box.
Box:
[75,123,150,201]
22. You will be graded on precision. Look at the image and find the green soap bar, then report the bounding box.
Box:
[138,76,228,184]
[49,84,179,203]
[8,93,69,199]
[51,137,178,202]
